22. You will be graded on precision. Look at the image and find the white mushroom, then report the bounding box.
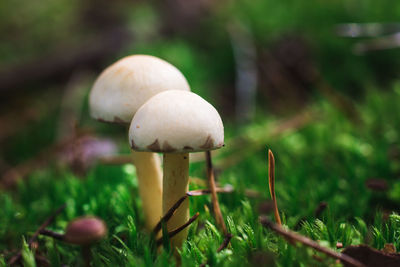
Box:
[129,90,224,248]
[90,55,190,123]
[89,55,190,231]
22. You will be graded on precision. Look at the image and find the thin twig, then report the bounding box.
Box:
[268,149,281,225]
[198,152,233,267]
[259,216,365,267]
[205,151,228,235]
[28,204,66,245]
[8,204,66,265]
[39,229,65,241]
[217,233,233,252]
[152,195,188,236]
[199,233,234,267]
[187,185,234,196]
[156,212,200,247]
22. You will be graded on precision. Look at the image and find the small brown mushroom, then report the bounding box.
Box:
[40,216,107,267]
[64,217,107,245]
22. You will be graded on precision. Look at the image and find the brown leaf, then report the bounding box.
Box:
[365,178,389,192]
[383,243,396,254]
[342,245,400,267]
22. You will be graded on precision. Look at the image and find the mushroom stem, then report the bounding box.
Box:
[163,153,189,248]
[131,151,163,231]
[82,245,91,267]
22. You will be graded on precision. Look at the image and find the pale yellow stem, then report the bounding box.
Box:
[131,151,163,231]
[163,153,189,249]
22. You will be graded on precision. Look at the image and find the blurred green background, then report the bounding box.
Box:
[2,0,400,156]
[2,0,400,266]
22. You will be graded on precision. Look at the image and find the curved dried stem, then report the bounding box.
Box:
[268,149,281,225]
[206,151,228,235]
[156,212,200,247]
[259,216,365,267]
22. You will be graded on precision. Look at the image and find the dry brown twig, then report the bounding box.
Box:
[151,194,200,247]
[217,233,233,252]
[156,212,200,247]
[152,182,233,243]
[151,151,232,254]
[205,151,228,236]
[268,149,281,225]
[186,185,234,196]
[197,152,233,267]
[152,195,188,236]
[8,204,66,265]
[259,216,365,267]
[199,233,234,267]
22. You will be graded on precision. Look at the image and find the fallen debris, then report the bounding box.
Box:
[342,245,400,267]
[268,149,281,225]
[186,185,234,196]
[152,195,188,236]
[8,204,66,265]
[259,216,365,267]
[156,212,200,247]
[205,151,228,235]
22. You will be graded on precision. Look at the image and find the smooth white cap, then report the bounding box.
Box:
[89,55,190,123]
[129,90,224,153]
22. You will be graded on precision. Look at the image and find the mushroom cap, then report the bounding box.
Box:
[89,55,190,123]
[129,90,224,153]
[64,216,107,245]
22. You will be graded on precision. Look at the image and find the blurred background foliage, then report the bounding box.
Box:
[2,0,400,265]
[2,0,400,167]
[2,0,400,104]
